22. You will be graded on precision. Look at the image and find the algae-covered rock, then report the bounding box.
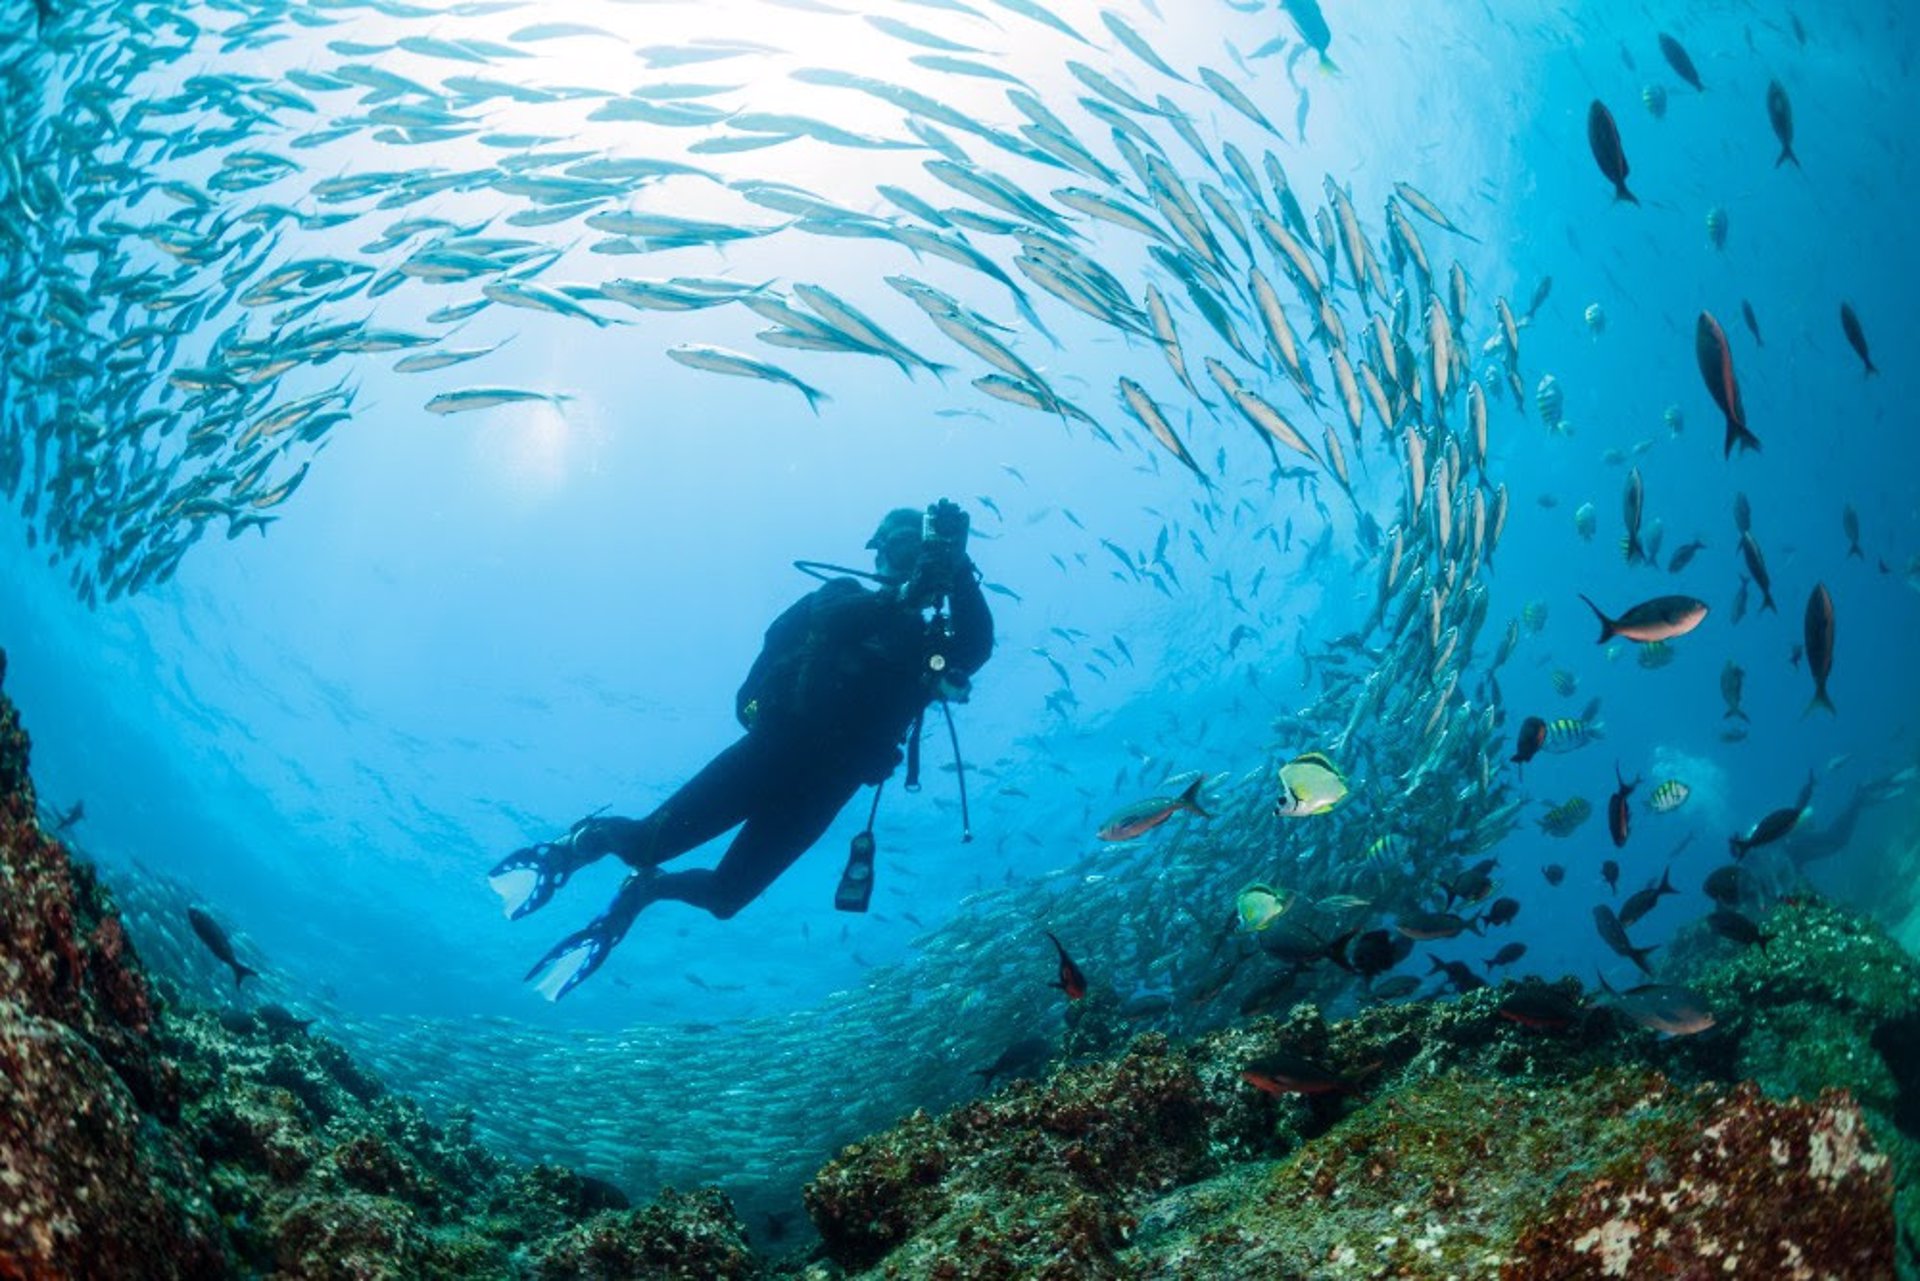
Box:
[527,1186,760,1280]
[0,650,751,1279]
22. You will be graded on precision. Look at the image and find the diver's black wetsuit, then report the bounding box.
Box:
[581,568,993,918]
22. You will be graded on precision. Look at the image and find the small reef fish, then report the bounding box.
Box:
[1579,594,1708,644]
[1608,765,1639,848]
[1804,583,1836,714]
[1241,1050,1375,1097]
[1721,660,1749,721]
[1695,313,1761,456]
[188,907,258,988]
[1658,32,1704,91]
[1275,752,1349,816]
[1586,100,1638,204]
[1097,777,1210,840]
[1539,797,1593,837]
[1593,905,1658,976]
[1612,983,1715,1035]
[1766,79,1799,168]
[1839,304,1877,376]
[1236,883,1292,933]
[1649,780,1691,813]
[1043,931,1087,1000]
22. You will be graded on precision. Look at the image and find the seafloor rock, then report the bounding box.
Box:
[802,945,1908,1279]
[0,648,228,1278]
[526,1187,760,1280]
[0,648,761,1279]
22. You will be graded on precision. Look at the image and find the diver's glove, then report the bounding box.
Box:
[522,869,656,1001]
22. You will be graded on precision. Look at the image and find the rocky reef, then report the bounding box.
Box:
[3,642,1916,1278]
[795,896,1920,1278]
[0,649,761,1280]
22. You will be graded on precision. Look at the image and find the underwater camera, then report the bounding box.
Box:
[907,498,970,604]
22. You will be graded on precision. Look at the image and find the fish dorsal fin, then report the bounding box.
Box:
[1292,751,1339,773]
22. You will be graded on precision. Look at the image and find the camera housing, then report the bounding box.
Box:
[907,499,969,605]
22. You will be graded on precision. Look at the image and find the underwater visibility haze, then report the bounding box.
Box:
[2,0,1919,1272]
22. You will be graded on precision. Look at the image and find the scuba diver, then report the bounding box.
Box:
[491,499,992,1000]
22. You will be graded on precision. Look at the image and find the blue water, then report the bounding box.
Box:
[2,0,1915,1224]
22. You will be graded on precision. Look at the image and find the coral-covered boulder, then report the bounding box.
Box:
[0,650,229,1277]
[526,1187,759,1280]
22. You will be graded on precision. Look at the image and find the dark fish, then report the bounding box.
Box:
[1259,912,1354,968]
[1738,531,1777,613]
[1332,928,1412,980]
[1721,659,1748,721]
[1441,857,1499,908]
[1703,863,1749,906]
[1586,100,1638,204]
[1839,303,1877,376]
[188,907,258,989]
[1804,583,1836,714]
[1613,983,1715,1035]
[1239,971,1298,1016]
[1766,80,1799,168]
[1593,905,1658,976]
[1366,975,1422,1002]
[1428,956,1488,994]
[1526,275,1553,321]
[1241,1048,1375,1097]
[1394,910,1479,941]
[1658,33,1704,91]
[1499,982,1582,1029]
[1484,896,1521,927]
[1484,942,1527,972]
[1044,930,1087,999]
[256,1004,315,1035]
[1617,867,1677,928]
[1601,859,1621,895]
[1731,576,1751,626]
[1579,593,1709,643]
[1731,805,1803,858]
[1695,312,1761,456]
[1843,505,1863,559]
[1666,539,1706,573]
[1511,715,1548,765]
[1543,863,1566,886]
[1733,491,1752,535]
[972,1035,1052,1088]
[1740,300,1764,347]
[1706,908,1770,951]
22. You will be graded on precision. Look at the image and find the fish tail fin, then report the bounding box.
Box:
[1180,776,1212,818]
[1318,53,1339,76]
[1578,594,1616,644]
[1614,183,1640,206]
[800,385,829,416]
[1658,866,1675,896]
[1729,836,1747,859]
[1760,591,1778,614]
[234,964,258,989]
[1805,689,1836,717]
[1328,930,1360,974]
[1865,358,1879,377]
[1725,420,1762,457]
[1777,145,1800,169]
[1848,543,1865,559]
[1631,944,1659,975]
